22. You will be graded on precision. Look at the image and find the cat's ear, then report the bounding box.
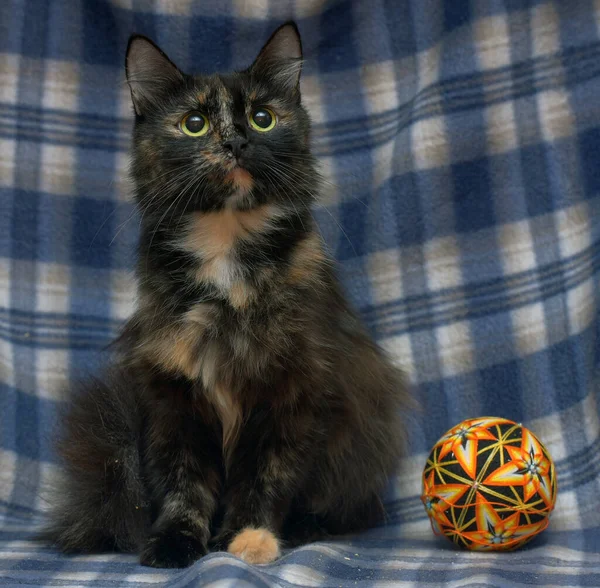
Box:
[251,22,303,95]
[126,35,184,116]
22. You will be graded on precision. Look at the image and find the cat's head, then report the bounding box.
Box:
[125,23,316,216]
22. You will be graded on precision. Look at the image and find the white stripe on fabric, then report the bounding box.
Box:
[474,14,512,70]
[531,1,561,58]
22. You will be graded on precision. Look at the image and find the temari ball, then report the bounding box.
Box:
[421,417,557,551]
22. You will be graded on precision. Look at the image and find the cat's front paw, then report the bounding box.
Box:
[140,527,207,568]
[227,527,280,564]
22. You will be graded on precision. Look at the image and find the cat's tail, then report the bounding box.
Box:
[40,371,151,553]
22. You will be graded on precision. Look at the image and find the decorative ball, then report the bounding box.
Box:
[421,417,557,551]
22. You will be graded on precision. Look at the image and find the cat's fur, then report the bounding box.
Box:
[43,23,409,568]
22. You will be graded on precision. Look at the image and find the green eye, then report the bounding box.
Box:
[180,112,209,136]
[249,108,276,132]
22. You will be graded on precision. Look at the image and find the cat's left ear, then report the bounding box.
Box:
[126,35,184,116]
[251,22,303,95]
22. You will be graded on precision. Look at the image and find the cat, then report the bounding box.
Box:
[42,22,409,568]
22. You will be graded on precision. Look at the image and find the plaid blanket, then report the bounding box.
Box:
[1,0,600,585]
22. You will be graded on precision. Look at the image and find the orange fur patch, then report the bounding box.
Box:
[145,325,200,379]
[143,304,215,379]
[227,528,280,564]
[229,280,255,310]
[200,150,226,167]
[183,205,280,299]
[225,167,254,195]
[181,206,282,308]
[287,233,326,284]
[183,205,278,260]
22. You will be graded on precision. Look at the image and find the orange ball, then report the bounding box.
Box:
[421,417,557,551]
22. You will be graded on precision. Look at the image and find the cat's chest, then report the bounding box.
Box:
[142,300,258,383]
[177,205,280,307]
[140,301,259,449]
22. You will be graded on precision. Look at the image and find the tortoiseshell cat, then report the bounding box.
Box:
[44,23,408,568]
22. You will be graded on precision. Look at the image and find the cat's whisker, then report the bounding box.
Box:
[166,179,194,228]
[261,166,308,232]
[270,158,369,206]
[174,173,209,232]
[143,171,200,267]
[270,172,359,257]
[134,164,195,190]
[269,153,371,210]
[103,164,201,248]
[109,207,138,246]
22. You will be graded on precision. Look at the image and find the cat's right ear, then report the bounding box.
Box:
[126,35,184,116]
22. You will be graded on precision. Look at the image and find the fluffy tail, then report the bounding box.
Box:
[41,371,150,553]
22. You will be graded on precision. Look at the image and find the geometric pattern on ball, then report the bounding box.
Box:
[421,417,557,551]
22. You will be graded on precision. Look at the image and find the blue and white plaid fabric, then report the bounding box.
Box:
[1,0,599,585]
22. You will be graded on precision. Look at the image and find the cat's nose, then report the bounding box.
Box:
[223,137,248,159]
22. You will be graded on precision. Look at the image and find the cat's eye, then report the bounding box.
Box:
[249,108,276,132]
[180,112,209,137]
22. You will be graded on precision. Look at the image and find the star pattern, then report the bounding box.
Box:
[436,418,506,478]
[421,417,557,550]
[461,492,549,551]
[422,471,469,529]
[484,427,554,506]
